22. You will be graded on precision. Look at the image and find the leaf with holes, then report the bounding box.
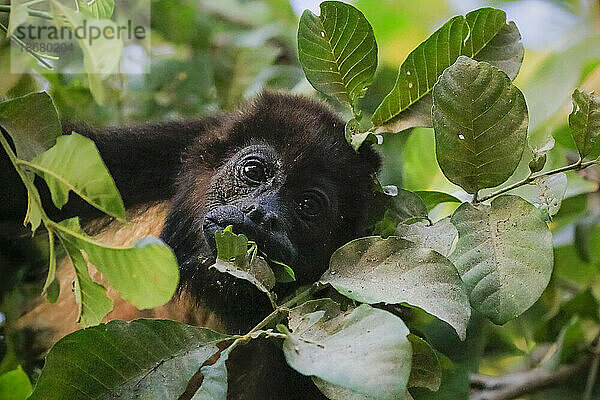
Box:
[322,236,470,339]
[372,8,511,129]
[450,195,553,324]
[297,1,377,107]
[569,89,600,159]
[29,320,231,400]
[433,56,528,194]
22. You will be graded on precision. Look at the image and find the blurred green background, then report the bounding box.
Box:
[2,0,600,397]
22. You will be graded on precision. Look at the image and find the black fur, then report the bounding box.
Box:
[1,92,381,399]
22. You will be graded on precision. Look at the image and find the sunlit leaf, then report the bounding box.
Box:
[56,218,179,310]
[215,225,249,262]
[450,195,553,324]
[415,191,461,211]
[568,89,600,159]
[29,320,230,400]
[433,56,528,194]
[372,8,510,128]
[322,236,470,339]
[0,366,32,400]
[76,0,115,19]
[30,133,126,221]
[472,21,523,81]
[298,1,377,107]
[283,304,412,400]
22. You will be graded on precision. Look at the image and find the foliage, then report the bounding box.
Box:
[2,1,600,399]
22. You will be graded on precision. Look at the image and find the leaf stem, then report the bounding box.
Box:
[225,283,322,353]
[0,21,53,69]
[0,4,55,20]
[0,133,50,224]
[475,157,598,204]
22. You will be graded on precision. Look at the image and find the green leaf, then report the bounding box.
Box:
[283,304,412,400]
[322,236,470,339]
[574,215,600,264]
[372,15,466,128]
[450,195,553,324]
[29,133,126,221]
[568,89,600,159]
[212,257,276,295]
[56,218,179,310]
[192,349,229,400]
[0,92,61,161]
[373,189,430,236]
[271,259,296,283]
[511,173,568,221]
[76,0,115,19]
[297,1,377,107]
[528,136,555,174]
[541,316,588,371]
[215,225,249,261]
[432,56,528,194]
[472,21,524,81]
[396,217,457,257]
[7,0,29,36]
[372,8,510,128]
[415,191,462,211]
[0,366,32,400]
[61,238,113,327]
[288,299,342,335]
[29,320,230,400]
[50,1,123,105]
[408,334,441,391]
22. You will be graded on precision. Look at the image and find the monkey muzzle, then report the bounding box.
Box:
[202,205,298,265]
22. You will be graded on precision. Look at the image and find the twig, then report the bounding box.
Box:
[0,4,54,20]
[470,355,591,400]
[475,158,599,204]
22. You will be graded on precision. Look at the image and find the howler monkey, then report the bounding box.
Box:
[1,92,381,399]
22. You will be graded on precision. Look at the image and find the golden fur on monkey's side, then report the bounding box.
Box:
[14,203,225,352]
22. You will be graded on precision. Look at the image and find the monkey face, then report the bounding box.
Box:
[160,93,381,329]
[201,143,339,282]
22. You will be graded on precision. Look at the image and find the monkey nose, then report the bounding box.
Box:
[246,205,278,230]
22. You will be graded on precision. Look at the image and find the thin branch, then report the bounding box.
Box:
[470,355,591,400]
[0,4,54,20]
[476,158,599,204]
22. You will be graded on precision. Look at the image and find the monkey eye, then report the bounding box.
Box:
[297,191,326,219]
[240,158,269,184]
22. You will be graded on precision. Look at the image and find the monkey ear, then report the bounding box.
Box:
[356,142,382,176]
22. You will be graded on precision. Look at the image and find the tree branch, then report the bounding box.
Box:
[475,158,599,204]
[470,355,592,400]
